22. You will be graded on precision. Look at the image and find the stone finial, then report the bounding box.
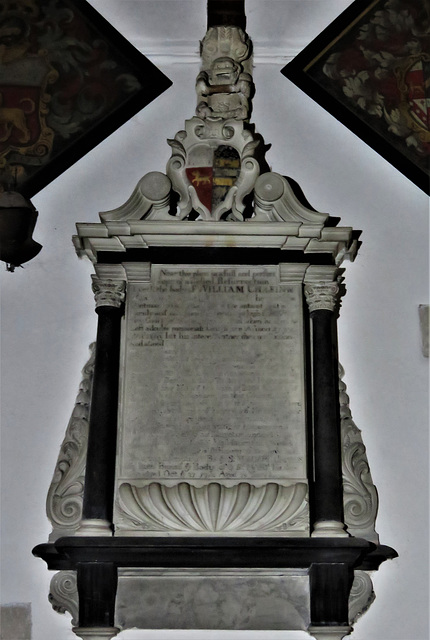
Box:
[196,26,253,121]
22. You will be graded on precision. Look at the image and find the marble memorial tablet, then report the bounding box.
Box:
[114,265,309,534]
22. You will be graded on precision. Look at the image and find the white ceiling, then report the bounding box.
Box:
[87,0,352,63]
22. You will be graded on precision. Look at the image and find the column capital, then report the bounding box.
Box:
[304,281,339,313]
[91,277,125,309]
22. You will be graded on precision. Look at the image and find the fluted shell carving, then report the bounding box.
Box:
[348,571,375,624]
[46,345,95,541]
[116,481,308,533]
[340,364,379,543]
[49,571,78,626]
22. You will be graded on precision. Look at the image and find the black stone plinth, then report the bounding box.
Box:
[34,536,396,571]
[33,536,396,630]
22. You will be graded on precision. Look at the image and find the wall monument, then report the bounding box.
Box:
[34,8,396,640]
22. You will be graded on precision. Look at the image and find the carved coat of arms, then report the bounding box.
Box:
[0,55,57,183]
[166,26,260,221]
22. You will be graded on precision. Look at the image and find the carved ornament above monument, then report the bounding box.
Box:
[72,22,357,260]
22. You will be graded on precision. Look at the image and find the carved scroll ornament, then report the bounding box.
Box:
[348,570,375,624]
[46,344,95,541]
[116,481,308,534]
[340,364,379,543]
[49,571,78,626]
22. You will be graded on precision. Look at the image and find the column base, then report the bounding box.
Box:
[75,519,112,537]
[311,521,349,538]
[308,625,353,640]
[73,627,119,640]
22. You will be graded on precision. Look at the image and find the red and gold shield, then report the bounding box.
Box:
[186,145,241,214]
[0,85,43,153]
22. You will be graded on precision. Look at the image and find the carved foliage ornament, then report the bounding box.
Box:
[116,481,308,533]
[91,278,126,309]
[304,282,340,313]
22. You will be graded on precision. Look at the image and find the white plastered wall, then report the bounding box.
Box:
[1,3,428,640]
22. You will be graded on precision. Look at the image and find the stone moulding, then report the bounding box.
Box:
[46,345,95,541]
[340,365,379,543]
[115,481,309,535]
[74,218,356,265]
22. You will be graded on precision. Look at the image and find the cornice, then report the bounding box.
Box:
[74,220,355,265]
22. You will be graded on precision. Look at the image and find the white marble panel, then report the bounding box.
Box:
[114,265,309,534]
[115,569,310,631]
[117,265,307,486]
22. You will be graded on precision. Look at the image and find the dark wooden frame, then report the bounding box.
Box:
[3,0,172,198]
[281,0,430,195]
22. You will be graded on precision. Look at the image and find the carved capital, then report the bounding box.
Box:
[91,278,125,309]
[304,282,339,313]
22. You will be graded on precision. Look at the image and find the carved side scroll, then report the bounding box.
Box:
[116,481,308,534]
[340,365,379,543]
[348,570,375,624]
[49,571,79,626]
[46,345,95,541]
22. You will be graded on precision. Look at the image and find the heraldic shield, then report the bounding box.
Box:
[167,117,260,221]
[399,54,430,136]
[0,55,57,187]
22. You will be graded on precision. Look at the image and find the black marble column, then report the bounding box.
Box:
[76,562,118,627]
[80,279,125,534]
[305,280,346,537]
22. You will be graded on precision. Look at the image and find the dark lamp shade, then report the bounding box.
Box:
[0,205,42,268]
